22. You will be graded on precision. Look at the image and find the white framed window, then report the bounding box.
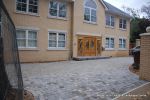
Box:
[16,29,37,48]
[49,1,67,18]
[119,38,126,48]
[106,15,115,27]
[119,18,127,29]
[105,37,114,49]
[16,0,39,14]
[48,31,66,48]
[84,0,97,23]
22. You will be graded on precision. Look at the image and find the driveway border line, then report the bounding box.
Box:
[112,82,150,100]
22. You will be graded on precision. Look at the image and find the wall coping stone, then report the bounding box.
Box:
[140,33,150,36]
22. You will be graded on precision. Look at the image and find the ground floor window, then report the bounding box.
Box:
[16,29,37,48]
[119,38,126,48]
[105,37,114,49]
[48,31,66,48]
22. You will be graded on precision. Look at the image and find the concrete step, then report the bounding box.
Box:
[73,56,111,61]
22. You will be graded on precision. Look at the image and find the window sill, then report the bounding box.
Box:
[47,48,69,51]
[83,20,97,25]
[105,25,115,29]
[47,16,68,21]
[118,48,127,51]
[18,48,40,51]
[105,48,115,51]
[15,11,40,17]
[119,28,127,31]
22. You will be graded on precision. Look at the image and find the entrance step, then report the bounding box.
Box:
[73,56,111,61]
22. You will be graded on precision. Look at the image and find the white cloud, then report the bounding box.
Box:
[104,0,149,10]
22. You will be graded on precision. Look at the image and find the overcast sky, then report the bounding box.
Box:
[104,0,149,10]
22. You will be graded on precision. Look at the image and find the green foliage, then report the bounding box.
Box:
[130,18,150,43]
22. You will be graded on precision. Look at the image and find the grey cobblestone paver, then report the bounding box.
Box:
[21,57,147,100]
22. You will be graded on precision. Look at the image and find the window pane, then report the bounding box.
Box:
[106,15,110,26]
[84,8,90,15]
[105,38,109,48]
[91,10,96,22]
[110,38,114,48]
[123,39,126,48]
[119,19,122,24]
[17,0,26,3]
[119,39,122,44]
[28,40,37,47]
[50,1,57,9]
[123,24,126,29]
[84,15,90,21]
[29,0,38,5]
[111,16,115,26]
[123,19,126,24]
[59,33,65,40]
[16,30,26,38]
[50,9,57,16]
[17,39,26,47]
[16,2,27,12]
[58,41,65,47]
[59,3,66,11]
[28,31,37,39]
[91,9,96,17]
[29,5,38,13]
[119,23,122,28]
[84,8,90,21]
[59,11,66,17]
[49,40,57,47]
[85,0,97,9]
[49,1,58,16]
[91,16,96,22]
[49,33,57,40]
[119,44,122,48]
[111,22,114,26]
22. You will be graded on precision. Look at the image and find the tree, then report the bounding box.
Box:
[130,18,150,43]
[123,6,150,43]
[122,6,140,18]
[141,3,150,19]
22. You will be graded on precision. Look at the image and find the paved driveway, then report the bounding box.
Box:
[21,57,147,100]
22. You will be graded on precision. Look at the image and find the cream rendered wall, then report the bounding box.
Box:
[72,0,106,57]
[4,0,73,62]
[102,14,130,57]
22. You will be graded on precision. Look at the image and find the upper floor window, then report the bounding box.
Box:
[16,29,37,48]
[48,31,66,48]
[119,38,126,48]
[119,18,127,29]
[84,0,97,23]
[106,15,115,27]
[16,0,39,14]
[105,37,114,49]
[49,1,67,18]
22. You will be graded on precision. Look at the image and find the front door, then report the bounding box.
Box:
[78,36,101,56]
[84,37,96,56]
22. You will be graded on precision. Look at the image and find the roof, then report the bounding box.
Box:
[102,0,132,19]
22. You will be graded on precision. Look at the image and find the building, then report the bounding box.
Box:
[4,0,131,63]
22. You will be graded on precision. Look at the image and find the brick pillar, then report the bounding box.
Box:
[139,27,150,81]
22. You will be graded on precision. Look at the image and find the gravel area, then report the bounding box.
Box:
[21,57,147,100]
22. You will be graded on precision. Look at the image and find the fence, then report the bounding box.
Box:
[0,0,23,100]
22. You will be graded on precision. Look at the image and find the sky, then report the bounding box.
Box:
[104,0,150,10]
